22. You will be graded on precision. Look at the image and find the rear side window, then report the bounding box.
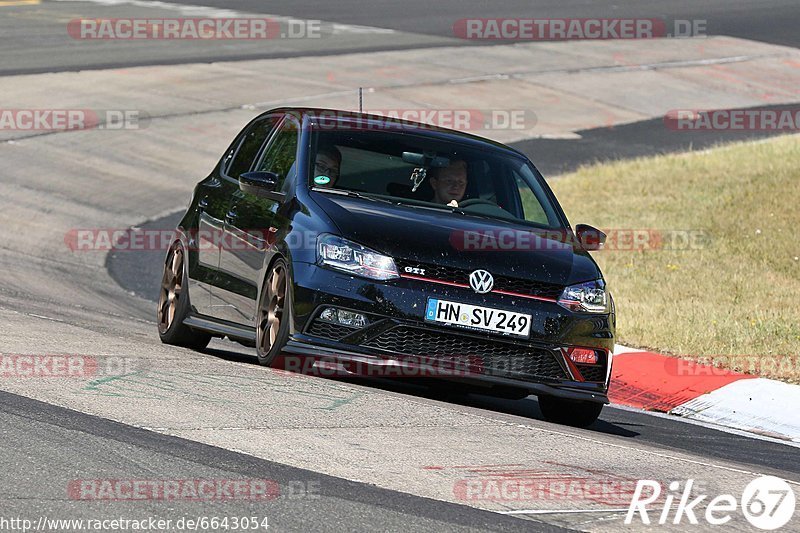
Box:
[255,118,299,191]
[226,116,280,178]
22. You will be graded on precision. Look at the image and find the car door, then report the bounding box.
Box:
[203,113,282,321]
[217,115,300,324]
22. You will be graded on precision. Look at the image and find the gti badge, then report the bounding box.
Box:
[469,270,494,294]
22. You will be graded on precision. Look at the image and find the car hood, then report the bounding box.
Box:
[311,192,601,287]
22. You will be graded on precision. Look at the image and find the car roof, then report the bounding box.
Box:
[263,107,530,160]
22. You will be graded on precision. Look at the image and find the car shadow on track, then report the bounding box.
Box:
[201,342,639,438]
[341,376,640,438]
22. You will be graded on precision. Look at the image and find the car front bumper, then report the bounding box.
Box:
[288,261,615,404]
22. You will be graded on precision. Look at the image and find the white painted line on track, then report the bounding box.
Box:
[500,508,630,515]
[26,313,65,323]
[568,53,795,74]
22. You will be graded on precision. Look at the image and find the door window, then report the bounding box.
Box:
[225,116,281,179]
[254,118,300,191]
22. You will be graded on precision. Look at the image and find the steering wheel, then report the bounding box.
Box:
[457,198,496,208]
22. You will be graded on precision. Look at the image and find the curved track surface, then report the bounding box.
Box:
[1,1,799,531]
[170,0,800,48]
[2,100,797,531]
[4,0,799,74]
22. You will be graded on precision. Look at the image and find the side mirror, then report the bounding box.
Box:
[239,171,280,198]
[575,224,606,251]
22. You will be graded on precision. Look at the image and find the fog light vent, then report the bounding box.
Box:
[567,347,599,365]
[319,308,368,328]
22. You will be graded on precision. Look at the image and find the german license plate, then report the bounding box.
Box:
[425,299,531,338]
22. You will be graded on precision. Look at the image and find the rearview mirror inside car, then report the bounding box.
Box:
[401,151,451,168]
[575,224,606,251]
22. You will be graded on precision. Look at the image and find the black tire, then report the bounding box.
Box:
[157,241,212,350]
[538,395,604,427]
[256,258,291,367]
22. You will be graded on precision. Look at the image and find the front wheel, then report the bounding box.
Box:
[256,258,291,366]
[157,241,212,350]
[538,395,603,428]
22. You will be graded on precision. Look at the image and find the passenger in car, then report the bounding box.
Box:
[313,144,342,187]
[429,159,468,205]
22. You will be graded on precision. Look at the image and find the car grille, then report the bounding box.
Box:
[363,326,568,380]
[396,260,564,300]
[576,364,606,383]
[306,320,357,341]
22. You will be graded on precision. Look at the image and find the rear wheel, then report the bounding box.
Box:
[256,259,291,366]
[157,241,212,350]
[538,395,603,427]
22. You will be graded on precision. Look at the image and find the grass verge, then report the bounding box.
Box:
[549,135,800,383]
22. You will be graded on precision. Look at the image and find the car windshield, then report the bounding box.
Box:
[307,123,564,229]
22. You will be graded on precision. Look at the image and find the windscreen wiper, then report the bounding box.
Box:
[312,187,397,205]
[450,208,506,222]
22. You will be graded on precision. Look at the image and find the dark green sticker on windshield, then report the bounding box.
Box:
[314,175,332,185]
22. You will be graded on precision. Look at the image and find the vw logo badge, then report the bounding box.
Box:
[469,270,494,294]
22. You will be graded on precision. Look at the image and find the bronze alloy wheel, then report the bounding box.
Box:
[158,245,184,334]
[156,241,212,350]
[257,261,287,358]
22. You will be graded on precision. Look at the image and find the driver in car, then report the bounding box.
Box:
[430,159,468,205]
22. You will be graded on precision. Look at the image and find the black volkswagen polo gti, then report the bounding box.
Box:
[158,108,615,427]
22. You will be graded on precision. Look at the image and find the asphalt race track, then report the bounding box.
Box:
[0,390,558,532]
[164,0,800,49]
[1,1,799,532]
[101,211,800,478]
[4,0,800,74]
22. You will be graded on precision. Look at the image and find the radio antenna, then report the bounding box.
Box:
[359,87,363,113]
